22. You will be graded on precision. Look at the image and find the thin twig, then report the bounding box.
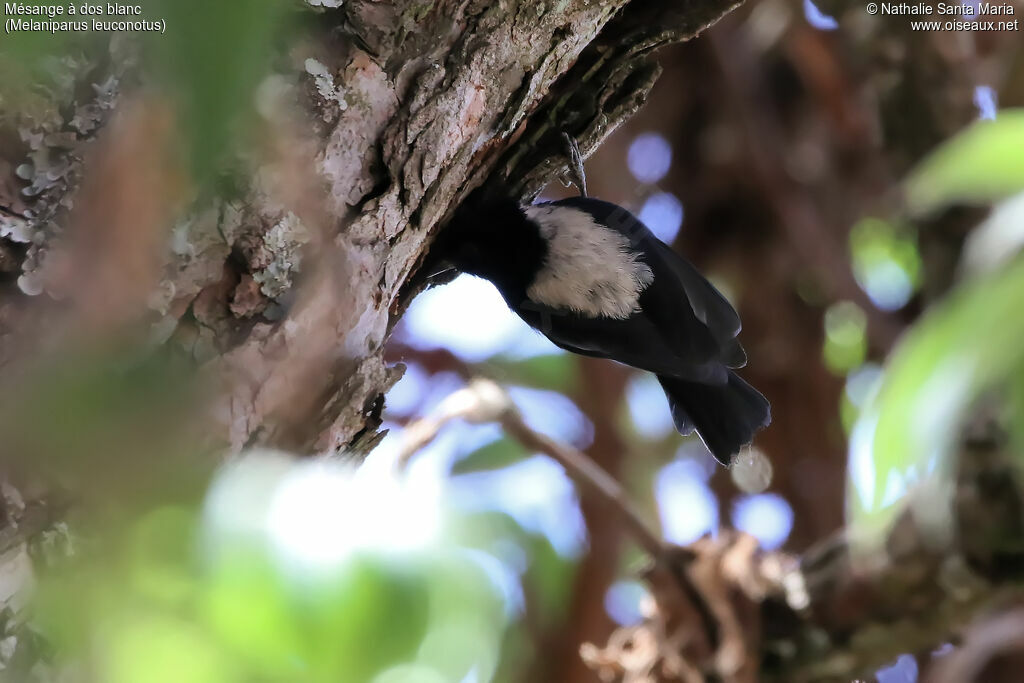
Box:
[498,409,664,558]
[397,377,665,557]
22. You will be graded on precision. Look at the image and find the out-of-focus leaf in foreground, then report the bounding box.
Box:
[0,348,207,504]
[849,217,922,311]
[32,451,508,683]
[823,301,868,374]
[147,0,293,182]
[0,1,106,74]
[906,109,1024,215]
[847,256,1024,547]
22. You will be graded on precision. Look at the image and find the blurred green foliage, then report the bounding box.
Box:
[6,0,1024,674]
[848,109,1024,545]
[848,255,1024,538]
[906,110,1024,215]
[32,459,508,683]
[485,353,580,394]
[452,437,529,475]
[146,0,294,183]
[0,0,296,185]
[452,510,576,657]
[0,1,106,69]
[849,217,922,311]
[0,348,211,509]
[823,301,867,374]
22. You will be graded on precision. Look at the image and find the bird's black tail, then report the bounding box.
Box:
[658,372,771,465]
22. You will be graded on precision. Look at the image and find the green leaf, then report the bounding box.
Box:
[418,555,506,681]
[906,110,1024,215]
[521,533,574,630]
[847,256,1024,546]
[485,353,578,393]
[200,551,306,677]
[126,506,199,606]
[103,614,239,683]
[451,438,528,475]
[301,556,432,681]
[372,664,449,683]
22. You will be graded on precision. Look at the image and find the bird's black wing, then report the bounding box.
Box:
[642,240,747,368]
[512,298,729,384]
[544,197,747,370]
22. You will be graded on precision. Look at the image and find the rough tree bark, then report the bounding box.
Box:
[0,0,743,454]
[6,2,1018,682]
[0,0,741,674]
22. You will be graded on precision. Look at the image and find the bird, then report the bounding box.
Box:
[429,189,771,465]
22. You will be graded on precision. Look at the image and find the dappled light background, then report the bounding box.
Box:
[2,0,1024,682]
[380,2,1024,680]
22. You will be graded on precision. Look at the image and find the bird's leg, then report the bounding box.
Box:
[560,131,588,198]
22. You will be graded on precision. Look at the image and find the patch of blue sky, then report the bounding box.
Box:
[656,459,718,544]
[605,580,650,626]
[973,84,997,120]
[385,361,430,416]
[626,373,675,440]
[448,455,587,558]
[402,274,559,361]
[876,654,918,683]
[803,0,838,30]
[731,493,794,550]
[508,386,592,446]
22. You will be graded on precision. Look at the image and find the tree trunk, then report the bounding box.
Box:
[0,0,742,672]
[0,0,743,458]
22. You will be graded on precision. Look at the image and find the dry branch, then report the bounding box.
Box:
[585,429,1024,682]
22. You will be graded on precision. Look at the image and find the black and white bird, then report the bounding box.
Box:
[431,191,770,465]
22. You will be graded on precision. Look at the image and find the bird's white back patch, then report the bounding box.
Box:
[524,205,654,319]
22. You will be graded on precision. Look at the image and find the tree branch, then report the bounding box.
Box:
[397,376,666,558]
[584,428,1024,682]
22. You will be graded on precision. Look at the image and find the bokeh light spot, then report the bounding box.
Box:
[508,386,591,445]
[876,653,919,683]
[605,580,650,626]
[626,373,676,440]
[656,460,718,544]
[823,301,868,373]
[803,0,839,30]
[850,218,922,311]
[731,493,793,549]
[627,133,672,184]
[638,192,684,243]
[845,362,883,409]
[402,274,558,361]
[973,85,997,120]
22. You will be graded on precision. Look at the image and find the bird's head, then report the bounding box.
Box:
[432,188,547,292]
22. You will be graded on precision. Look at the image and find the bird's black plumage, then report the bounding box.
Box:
[434,192,770,464]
